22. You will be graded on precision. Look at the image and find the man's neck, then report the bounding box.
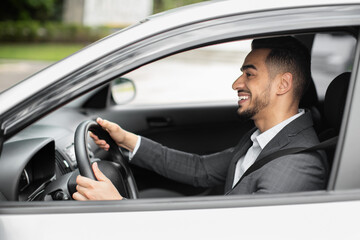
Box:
[254,108,299,133]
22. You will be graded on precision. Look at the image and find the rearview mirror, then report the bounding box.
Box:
[111,77,136,105]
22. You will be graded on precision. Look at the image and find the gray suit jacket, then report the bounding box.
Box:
[131,111,329,195]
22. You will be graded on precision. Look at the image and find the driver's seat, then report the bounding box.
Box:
[319,72,351,166]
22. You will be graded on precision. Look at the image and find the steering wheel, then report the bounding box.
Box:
[74,120,138,199]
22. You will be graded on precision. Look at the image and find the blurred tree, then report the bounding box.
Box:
[1,0,63,21]
[153,0,207,13]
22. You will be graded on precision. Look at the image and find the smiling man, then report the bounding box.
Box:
[73,36,328,201]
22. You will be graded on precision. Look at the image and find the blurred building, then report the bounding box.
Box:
[63,0,153,27]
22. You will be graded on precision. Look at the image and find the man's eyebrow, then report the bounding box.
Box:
[241,64,257,71]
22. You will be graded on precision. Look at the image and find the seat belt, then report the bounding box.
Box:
[229,136,338,192]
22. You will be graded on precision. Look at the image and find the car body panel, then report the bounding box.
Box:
[1,191,360,239]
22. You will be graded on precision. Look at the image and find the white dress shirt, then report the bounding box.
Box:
[128,136,141,160]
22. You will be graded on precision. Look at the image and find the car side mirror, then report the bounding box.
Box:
[111,77,136,105]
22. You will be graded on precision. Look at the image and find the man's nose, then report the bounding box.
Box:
[232,74,245,90]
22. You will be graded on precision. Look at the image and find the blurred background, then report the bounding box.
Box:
[0,0,208,91]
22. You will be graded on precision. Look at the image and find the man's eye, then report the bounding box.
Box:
[246,73,252,77]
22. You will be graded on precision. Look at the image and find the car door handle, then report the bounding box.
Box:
[147,117,172,128]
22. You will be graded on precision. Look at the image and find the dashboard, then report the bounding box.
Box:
[0,107,96,201]
[0,138,55,201]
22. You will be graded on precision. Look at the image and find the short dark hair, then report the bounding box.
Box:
[251,36,311,101]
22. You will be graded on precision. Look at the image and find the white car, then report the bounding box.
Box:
[1,0,360,239]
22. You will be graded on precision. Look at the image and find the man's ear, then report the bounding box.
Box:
[277,72,293,95]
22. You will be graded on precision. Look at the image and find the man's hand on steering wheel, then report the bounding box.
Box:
[73,162,123,201]
[90,118,138,153]
[73,118,139,201]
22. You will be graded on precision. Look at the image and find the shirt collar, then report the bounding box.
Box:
[252,109,305,149]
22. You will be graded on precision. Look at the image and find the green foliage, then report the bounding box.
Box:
[0,0,208,43]
[153,0,208,13]
[0,21,112,43]
[2,0,63,21]
[0,43,84,61]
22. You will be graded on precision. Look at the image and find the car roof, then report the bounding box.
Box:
[0,0,359,116]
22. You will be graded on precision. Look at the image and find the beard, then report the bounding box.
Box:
[237,86,271,120]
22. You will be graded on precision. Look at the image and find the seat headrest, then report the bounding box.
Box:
[300,78,318,109]
[324,72,351,132]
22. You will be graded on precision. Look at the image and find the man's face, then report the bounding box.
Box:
[232,48,274,120]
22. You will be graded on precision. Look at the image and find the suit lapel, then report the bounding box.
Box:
[226,111,314,194]
[256,111,313,161]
